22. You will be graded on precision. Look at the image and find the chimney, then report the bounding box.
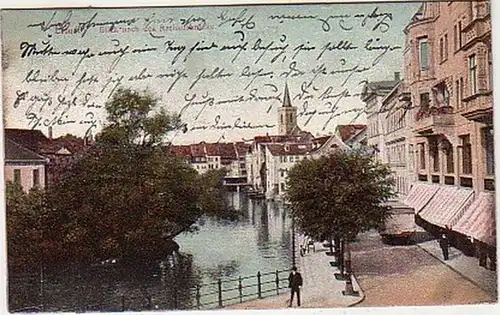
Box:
[48,126,53,139]
[394,72,401,81]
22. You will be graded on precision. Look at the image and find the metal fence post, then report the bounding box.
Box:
[196,285,201,309]
[257,271,262,299]
[275,270,279,295]
[218,279,223,307]
[238,276,243,303]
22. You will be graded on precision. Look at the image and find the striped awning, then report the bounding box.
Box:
[452,191,496,247]
[404,182,440,212]
[418,186,474,229]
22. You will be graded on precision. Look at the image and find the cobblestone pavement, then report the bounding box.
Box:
[351,231,496,307]
[227,237,363,310]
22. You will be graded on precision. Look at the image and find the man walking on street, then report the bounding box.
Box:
[288,266,303,307]
[439,234,449,260]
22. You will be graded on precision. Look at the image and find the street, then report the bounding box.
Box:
[351,231,495,307]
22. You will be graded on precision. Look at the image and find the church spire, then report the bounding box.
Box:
[282,82,292,107]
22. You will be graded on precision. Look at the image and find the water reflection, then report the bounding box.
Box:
[8,252,201,312]
[8,192,293,312]
[176,192,293,283]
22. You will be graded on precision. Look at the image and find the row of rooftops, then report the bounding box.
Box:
[169,124,366,159]
[4,128,89,163]
[4,124,367,163]
[169,141,251,159]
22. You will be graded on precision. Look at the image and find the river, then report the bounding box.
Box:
[8,192,294,312]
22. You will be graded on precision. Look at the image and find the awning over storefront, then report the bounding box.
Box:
[404,182,440,212]
[417,186,474,229]
[452,191,496,247]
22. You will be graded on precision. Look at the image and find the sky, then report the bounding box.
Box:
[1,1,420,144]
[1,3,500,315]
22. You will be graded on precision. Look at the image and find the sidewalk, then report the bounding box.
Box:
[227,240,364,309]
[417,239,497,300]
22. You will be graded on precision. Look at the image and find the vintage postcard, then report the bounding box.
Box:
[1,0,498,314]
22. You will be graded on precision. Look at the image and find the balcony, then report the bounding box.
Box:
[462,9,491,49]
[413,106,455,136]
[460,92,493,124]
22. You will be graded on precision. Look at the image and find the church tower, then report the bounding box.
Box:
[278,82,298,135]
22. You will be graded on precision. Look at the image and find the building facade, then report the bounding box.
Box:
[361,74,400,163]
[265,143,312,199]
[169,141,250,187]
[362,1,495,269]
[4,139,47,191]
[405,1,493,195]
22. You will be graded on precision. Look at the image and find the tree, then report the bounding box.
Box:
[97,88,182,147]
[42,88,230,266]
[5,183,64,270]
[285,149,395,293]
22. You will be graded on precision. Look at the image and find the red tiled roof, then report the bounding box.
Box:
[189,143,206,157]
[217,143,237,159]
[234,142,250,156]
[336,125,367,142]
[43,137,87,155]
[5,128,89,156]
[204,143,219,156]
[169,145,192,157]
[266,143,313,156]
[312,136,330,145]
[253,134,311,144]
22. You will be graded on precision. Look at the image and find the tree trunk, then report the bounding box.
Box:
[339,239,345,276]
[329,235,334,255]
[343,241,358,296]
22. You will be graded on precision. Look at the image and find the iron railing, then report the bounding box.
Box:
[10,269,291,312]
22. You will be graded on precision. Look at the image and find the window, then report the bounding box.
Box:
[419,38,429,71]
[455,78,464,108]
[420,92,430,110]
[280,182,285,192]
[459,77,464,104]
[445,143,454,174]
[460,135,472,174]
[419,143,426,170]
[469,55,477,95]
[13,169,21,184]
[430,138,439,172]
[458,20,462,48]
[439,37,444,62]
[472,2,478,20]
[434,83,450,107]
[483,128,494,176]
[489,50,493,91]
[453,25,458,51]
[438,35,448,62]
[33,169,40,187]
[444,34,448,60]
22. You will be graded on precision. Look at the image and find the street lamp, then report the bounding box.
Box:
[285,201,296,268]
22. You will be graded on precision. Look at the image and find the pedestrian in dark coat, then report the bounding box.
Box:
[288,266,303,307]
[439,234,449,260]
